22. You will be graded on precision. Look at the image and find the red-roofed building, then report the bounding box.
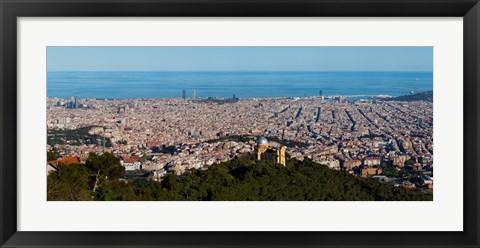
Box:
[121,157,142,171]
[124,157,139,163]
[47,156,81,173]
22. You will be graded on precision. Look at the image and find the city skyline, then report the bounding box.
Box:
[46,46,434,201]
[47,94,434,201]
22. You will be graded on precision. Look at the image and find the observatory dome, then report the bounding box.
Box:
[257,137,268,145]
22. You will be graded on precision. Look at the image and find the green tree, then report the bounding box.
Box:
[85,152,125,180]
[95,179,137,201]
[380,162,398,178]
[85,152,125,193]
[47,151,57,161]
[46,151,432,201]
[47,163,91,201]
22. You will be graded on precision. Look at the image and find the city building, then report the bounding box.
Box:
[360,167,382,177]
[121,157,142,171]
[257,137,286,167]
[48,156,81,170]
[46,96,433,189]
[276,146,286,167]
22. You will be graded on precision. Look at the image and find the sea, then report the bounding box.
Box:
[47,71,433,99]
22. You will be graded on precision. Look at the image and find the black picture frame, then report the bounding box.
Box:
[1,0,479,247]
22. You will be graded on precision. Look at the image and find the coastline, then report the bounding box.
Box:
[46,91,433,101]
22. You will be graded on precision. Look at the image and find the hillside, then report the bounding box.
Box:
[383,91,433,102]
[143,153,432,201]
[47,152,432,201]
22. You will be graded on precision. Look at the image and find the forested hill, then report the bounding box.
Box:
[383,91,433,102]
[48,152,432,201]
[152,154,432,201]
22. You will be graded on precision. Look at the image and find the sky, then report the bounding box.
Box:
[47,47,433,72]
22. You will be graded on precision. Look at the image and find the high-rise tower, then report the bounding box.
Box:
[277,146,286,167]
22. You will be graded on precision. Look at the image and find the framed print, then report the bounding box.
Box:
[1,0,479,247]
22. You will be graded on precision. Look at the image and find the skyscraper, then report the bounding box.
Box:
[319,90,323,97]
[182,89,186,99]
[192,89,196,99]
[68,96,79,109]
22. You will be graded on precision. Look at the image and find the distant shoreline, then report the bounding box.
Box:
[47,91,434,103]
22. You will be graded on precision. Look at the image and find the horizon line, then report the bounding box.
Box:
[47,91,433,99]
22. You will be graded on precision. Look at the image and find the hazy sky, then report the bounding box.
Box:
[47,47,433,72]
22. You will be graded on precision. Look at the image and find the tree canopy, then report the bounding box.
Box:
[47,163,91,201]
[85,152,125,180]
[47,151,57,161]
[47,152,432,201]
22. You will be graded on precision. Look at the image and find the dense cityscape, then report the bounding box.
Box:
[47,92,433,192]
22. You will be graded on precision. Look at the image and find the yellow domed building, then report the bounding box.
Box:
[256,137,286,167]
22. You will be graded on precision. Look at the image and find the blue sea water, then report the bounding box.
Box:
[47,71,433,99]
